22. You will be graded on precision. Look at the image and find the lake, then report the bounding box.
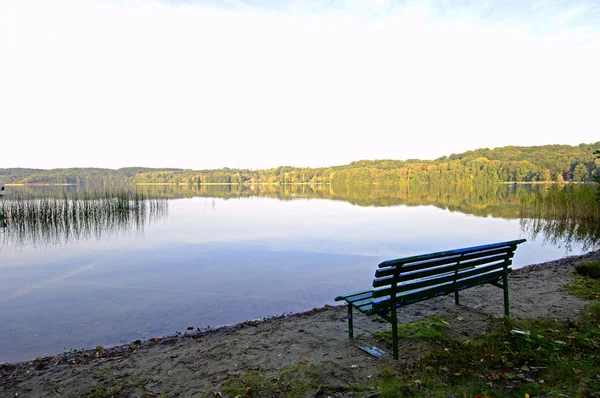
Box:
[0,184,595,363]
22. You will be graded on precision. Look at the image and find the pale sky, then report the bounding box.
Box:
[1,0,599,170]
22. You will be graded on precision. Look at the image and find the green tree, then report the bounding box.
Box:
[573,163,589,182]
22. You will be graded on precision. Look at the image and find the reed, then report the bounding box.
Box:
[520,183,600,221]
[0,188,168,248]
[519,184,600,251]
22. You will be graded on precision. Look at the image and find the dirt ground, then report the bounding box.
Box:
[1,251,597,398]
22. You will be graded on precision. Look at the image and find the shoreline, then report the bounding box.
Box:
[2,250,599,396]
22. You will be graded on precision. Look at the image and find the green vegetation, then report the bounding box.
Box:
[364,304,600,397]
[85,385,119,398]
[359,268,600,397]
[519,184,600,251]
[2,142,599,185]
[520,184,600,222]
[0,167,164,185]
[222,363,323,398]
[374,316,450,344]
[566,273,600,300]
[84,366,166,398]
[565,260,600,300]
[576,260,600,279]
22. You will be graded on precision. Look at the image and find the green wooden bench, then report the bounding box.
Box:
[335,239,526,359]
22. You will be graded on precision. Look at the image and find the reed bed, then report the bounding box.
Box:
[519,184,600,251]
[520,184,600,221]
[0,189,168,248]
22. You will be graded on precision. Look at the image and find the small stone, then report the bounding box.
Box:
[314,386,327,398]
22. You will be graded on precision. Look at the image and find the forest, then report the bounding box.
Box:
[1,143,599,186]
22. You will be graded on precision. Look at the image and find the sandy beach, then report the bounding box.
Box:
[1,251,597,397]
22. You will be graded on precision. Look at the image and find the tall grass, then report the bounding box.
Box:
[519,184,600,251]
[0,189,168,248]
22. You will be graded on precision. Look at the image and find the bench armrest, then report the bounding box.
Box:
[335,289,373,302]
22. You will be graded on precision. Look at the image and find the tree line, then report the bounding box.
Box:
[2,143,599,185]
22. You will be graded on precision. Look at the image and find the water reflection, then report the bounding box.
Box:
[2,183,598,253]
[0,189,168,249]
[112,183,533,217]
[520,217,600,252]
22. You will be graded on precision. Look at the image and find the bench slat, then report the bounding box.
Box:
[373,252,511,288]
[372,269,504,312]
[354,303,375,315]
[374,272,504,314]
[377,239,525,269]
[372,261,510,298]
[375,246,514,278]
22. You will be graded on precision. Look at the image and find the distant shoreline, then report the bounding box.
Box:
[4,181,589,187]
[5,183,77,186]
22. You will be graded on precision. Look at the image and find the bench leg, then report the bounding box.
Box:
[455,291,459,305]
[391,307,398,360]
[347,304,354,339]
[503,272,510,316]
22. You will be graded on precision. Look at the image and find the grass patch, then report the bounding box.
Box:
[373,316,450,346]
[576,260,600,279]
[566,263,600,300]
[363,303,600,397]
[221,363,324,398]
[85,384,122,398]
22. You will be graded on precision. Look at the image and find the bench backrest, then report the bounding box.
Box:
[371,239,526,310]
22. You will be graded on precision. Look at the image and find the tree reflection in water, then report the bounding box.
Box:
[519,217,600,253]
[2,183,598,253]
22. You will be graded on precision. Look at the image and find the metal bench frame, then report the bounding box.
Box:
[335,239,526,359]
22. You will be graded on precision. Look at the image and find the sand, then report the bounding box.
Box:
[1,251,597,397]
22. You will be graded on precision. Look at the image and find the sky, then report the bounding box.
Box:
[1,0,599,170]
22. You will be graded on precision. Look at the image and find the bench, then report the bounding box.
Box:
[334,239,526,359]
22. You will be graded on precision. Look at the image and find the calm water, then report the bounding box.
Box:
[0,184,594,362]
